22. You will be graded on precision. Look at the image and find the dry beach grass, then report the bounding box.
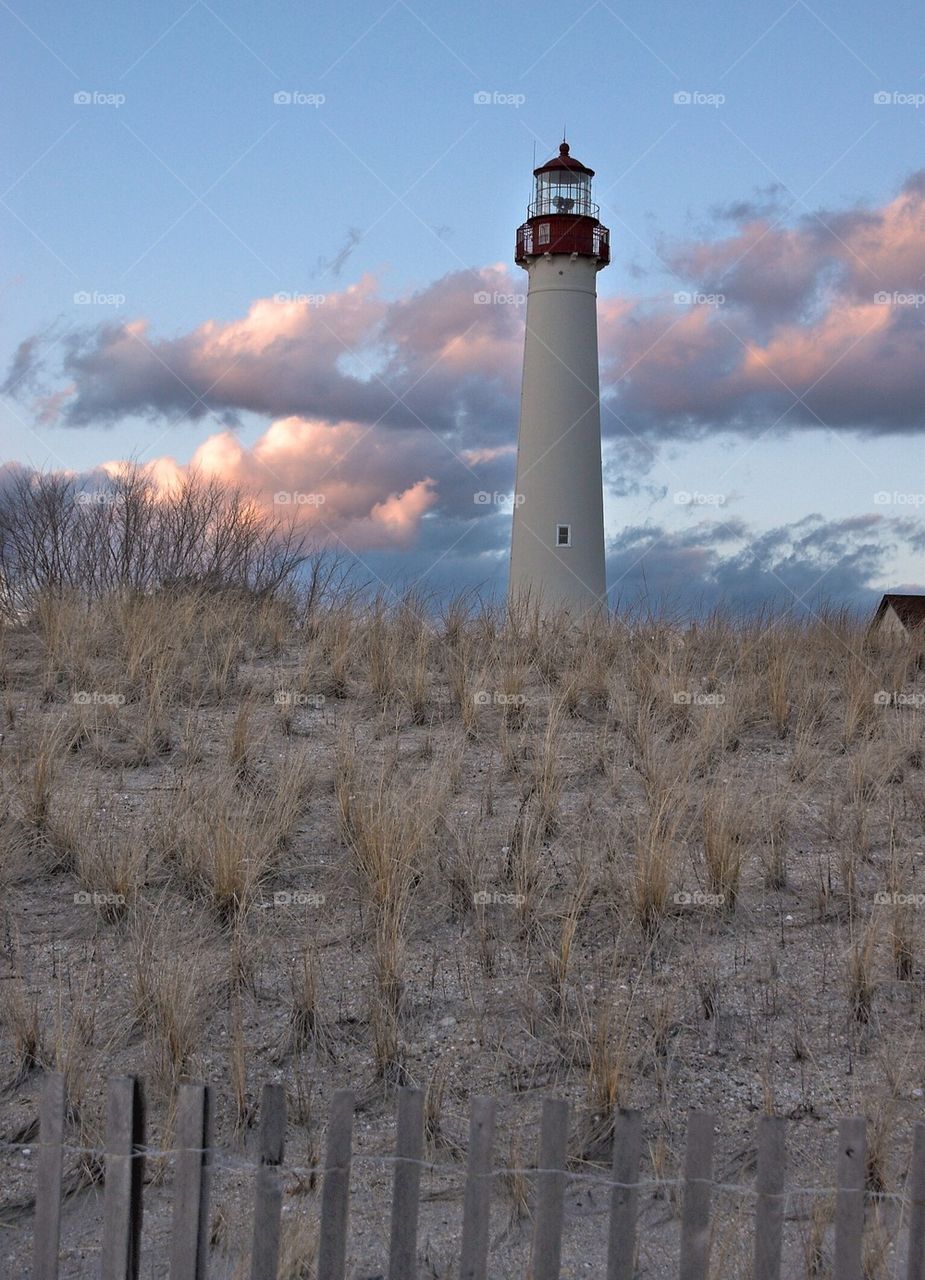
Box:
[0,473,923,1275]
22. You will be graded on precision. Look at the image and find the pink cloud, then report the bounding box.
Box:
[7,169,925,499]
[28,267,524,442]
[600,170,925,434]
[106,415,441,550]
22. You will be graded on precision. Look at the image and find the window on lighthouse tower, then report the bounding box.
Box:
[557,524,572,547]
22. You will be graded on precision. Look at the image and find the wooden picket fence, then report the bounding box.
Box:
[23,1070,925,1279]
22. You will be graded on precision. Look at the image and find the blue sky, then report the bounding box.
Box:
[3,0,925,611]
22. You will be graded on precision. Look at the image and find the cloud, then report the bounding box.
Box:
[346,505,925,613]
[96,395,528,554]
[606,511,923,615]
[11,171,925,449]
[5,171,925,608]
[599,169,925,438]
[110,416,455,550]
[19,267,524,449]
[2,334,45,397]
[4,445,920,613]
[709,183,790,225]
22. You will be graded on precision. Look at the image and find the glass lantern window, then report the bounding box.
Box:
[533,170,593,217]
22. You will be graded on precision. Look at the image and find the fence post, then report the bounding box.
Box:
[753,1115,786,1280]
[606,1109,642,1280]
[389,1087,424,1280]
[317,1088,355,1280]
[33,1071,65,1280]
[458,1096,496,1280]
[833,1116,866,1280]
[101,1075,146,1280]
[529,1097,569,1280]
[170,1083,212,1280]
[250,1082,287,1280]
[908,1123,925,1280]
[679,1110,715,1280]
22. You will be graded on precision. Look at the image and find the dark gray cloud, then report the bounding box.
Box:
[605,511,922,616]
[2,334,45,397]
[310,507,924,618]
[710,183,790,224]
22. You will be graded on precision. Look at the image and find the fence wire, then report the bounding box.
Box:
[0,1134,920,1207]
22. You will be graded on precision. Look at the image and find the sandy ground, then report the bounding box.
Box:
[0,611,924,1277]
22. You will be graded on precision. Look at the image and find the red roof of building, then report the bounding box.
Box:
[872,593,925,628]
[534,141,594,178]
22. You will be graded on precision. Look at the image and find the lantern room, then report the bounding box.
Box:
[532,142,594,216]
[515,141,610,267]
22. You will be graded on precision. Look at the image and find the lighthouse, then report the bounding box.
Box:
[509,141,610,613]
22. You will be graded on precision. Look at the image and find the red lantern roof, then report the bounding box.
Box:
[533,141,594,178]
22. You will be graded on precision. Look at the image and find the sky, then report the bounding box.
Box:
[3,0,925,614]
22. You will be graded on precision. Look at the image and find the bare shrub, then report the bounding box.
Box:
[0,466,309,619]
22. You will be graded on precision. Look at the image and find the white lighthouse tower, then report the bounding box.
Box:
[509,141,610,613]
